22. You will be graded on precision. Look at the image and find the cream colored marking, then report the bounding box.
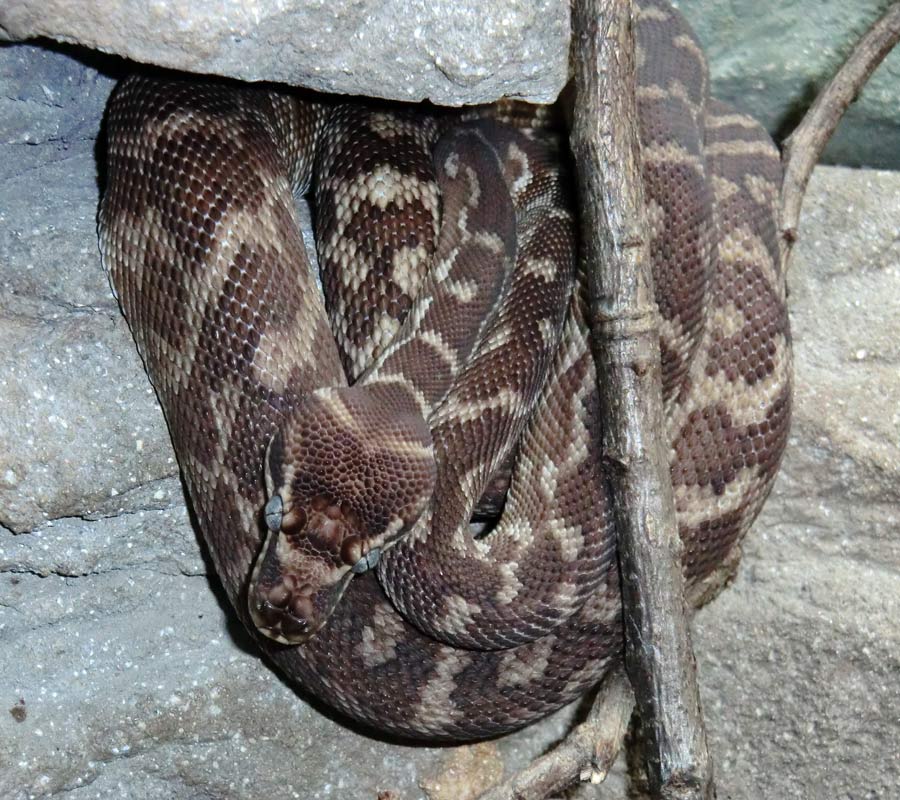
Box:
[444,387,519,426]
[708,301,747,339]
[442,593,483,636]
[706,112,762,131]
[495,562,524,606]
[646,197,667,239]
[673,33,707,71]
[710,174,741,204]
[475,321,516,355]
[415,650,467,725]
[497,637,554,689]
[455,206,469,235]
[666,80,701,118]
[638,4,671,22]
[554,315,589,377]
[506,141,533,197]
[391,244,429,296]
[673,476,760,530]
[337,166,439,213]
[330,387,433,459]
[553,522,582,563]
[462,163,482,207]
[549,580,581,622]
[357,625,392,668]
[356,602,406,668]
[546,431,590,503]
[368,289,437,373]
[635,42,647,71]
[367,112,430,141]
[522,256,558,283]
[636,84,670,102]
[718,224,782,289]
[442,150,460,179]
[705,139,779,159]
[642,140,703,172]
[418,330,460,375]
[562,647,614,697]
[363,374,431,420]
[444,276,480,304]
[658,315,682,349]
[667,333,790,433]
[471,230,506,256]
[537,317,557,350]
[743,173,779,209]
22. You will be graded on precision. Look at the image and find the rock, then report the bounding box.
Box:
[3,1,900,168]
[2,39,899,800]
[679,0,900,170]
[0,0,569,106]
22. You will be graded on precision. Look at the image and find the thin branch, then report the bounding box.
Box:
[477,671,633,800]
[569,1,713,799]
[781,1,900,257]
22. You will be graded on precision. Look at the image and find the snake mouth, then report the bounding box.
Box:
[248,514,358,644]
[253,595,313,644]
[249,555,356,645]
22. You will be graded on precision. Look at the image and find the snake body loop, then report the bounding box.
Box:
[99,0,791,740]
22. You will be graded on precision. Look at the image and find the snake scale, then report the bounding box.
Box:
[99,0,791,741]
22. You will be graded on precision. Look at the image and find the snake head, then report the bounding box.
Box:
[249,385,435,644]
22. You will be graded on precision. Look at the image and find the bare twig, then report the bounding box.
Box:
[477,670,633,800]
[569,1,713,798]
[781,1,900,260]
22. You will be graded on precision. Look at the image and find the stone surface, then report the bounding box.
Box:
[0,0,569,106]
[3,1,900,167]
[679,0,900,170]
[2,40,900,800]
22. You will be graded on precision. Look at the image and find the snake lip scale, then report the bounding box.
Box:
[99,0,791,741]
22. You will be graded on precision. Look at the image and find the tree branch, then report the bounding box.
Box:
[781,1,900,259]
[474,3,900,800]
[569,1,713,798]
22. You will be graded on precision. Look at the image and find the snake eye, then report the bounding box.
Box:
[264,494,284,532]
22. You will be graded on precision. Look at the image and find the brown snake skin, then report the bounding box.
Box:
[99,0,792,741]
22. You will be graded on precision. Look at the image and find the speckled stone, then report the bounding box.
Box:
[0,0,569,106]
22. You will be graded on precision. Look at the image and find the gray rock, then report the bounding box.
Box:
[677,0,900,170]
[0,0,569,106]
[2,39,899,800]
[3,0,900,168]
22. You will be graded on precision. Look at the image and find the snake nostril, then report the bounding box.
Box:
[255,596,312,641]
[279,613,309,640]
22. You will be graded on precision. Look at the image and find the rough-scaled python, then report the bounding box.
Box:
[99,0,791,741]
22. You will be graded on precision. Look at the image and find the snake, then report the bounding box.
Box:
[98,0,792,741]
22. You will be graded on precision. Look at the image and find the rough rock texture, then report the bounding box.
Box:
[1,42,899,800]
[0,0,569,106]
[2,1,900,167]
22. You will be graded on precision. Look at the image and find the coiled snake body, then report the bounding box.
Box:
[99,0,791,740]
